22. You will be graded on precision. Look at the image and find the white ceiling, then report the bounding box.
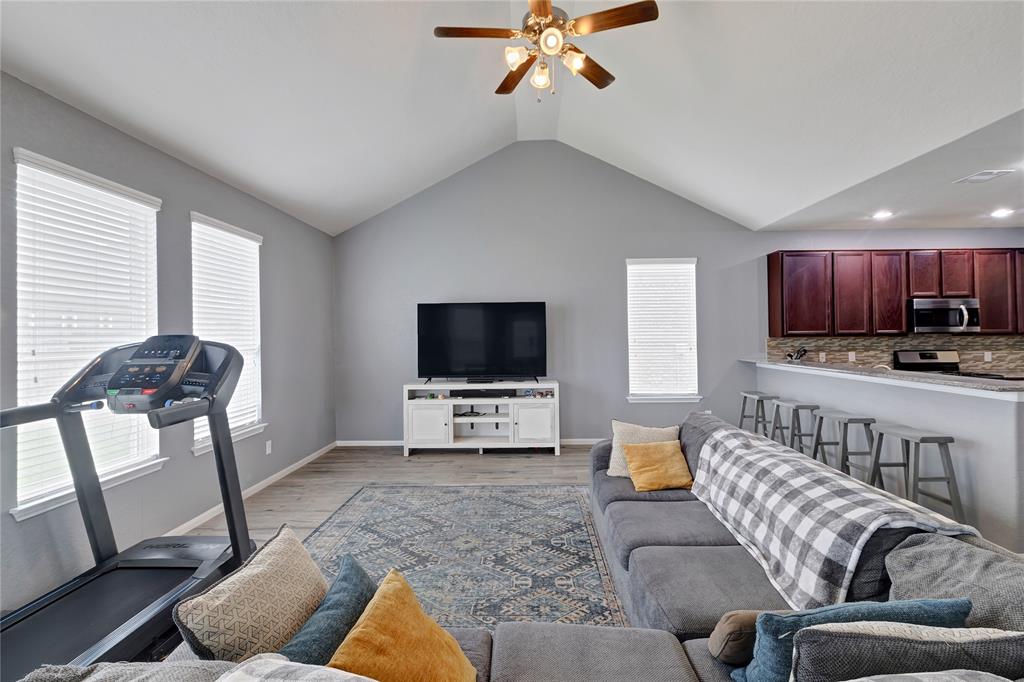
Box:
[2,1,1022,236]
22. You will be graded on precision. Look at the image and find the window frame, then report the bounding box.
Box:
[625,257,702,404]
[189,211,265,455]
[11,148,166,518]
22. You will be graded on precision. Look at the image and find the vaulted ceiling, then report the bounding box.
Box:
[2,1,1022,235]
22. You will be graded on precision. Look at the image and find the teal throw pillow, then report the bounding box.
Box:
[730,598,972,682]
[278,554,377,665]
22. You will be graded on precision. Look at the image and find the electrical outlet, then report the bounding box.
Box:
[984,351,993,363]
[265,440,272,456]
[818,352,827,363]
[848,351,856,363]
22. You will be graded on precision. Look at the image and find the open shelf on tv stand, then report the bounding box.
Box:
[402,379,560,457]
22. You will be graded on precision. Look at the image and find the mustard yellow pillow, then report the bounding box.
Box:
[328,569,475,682]
[623,440,693,491]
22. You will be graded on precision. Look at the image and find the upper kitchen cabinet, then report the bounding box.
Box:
[768,251,833,336]
[833,251,872,335]
[908,250,941,297]
[870,251,908,334]
[941,249,974,297]
[974,249,1017,334]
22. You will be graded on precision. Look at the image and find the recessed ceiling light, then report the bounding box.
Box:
[990,208,1015,218]
[872,210,894,221]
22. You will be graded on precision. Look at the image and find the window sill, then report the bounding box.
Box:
[627,394,703,404]
[192,421,267,456]
[10,457,169,522]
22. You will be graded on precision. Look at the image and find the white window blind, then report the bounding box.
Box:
[191,213,262,447]
[15,151,160,505]
[626,258,699,398]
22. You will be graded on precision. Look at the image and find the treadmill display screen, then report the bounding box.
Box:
[130,335,196,360]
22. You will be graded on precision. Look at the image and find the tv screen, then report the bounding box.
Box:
[418,302,547,379]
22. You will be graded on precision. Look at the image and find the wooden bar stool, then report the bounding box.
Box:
[738,391,776,436]
[869,424,965,522]
[770,399,819,453]
[811,409,875,470]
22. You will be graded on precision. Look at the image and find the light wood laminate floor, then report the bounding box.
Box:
[189,445,594,542]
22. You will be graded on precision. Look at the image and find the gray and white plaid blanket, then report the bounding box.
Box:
[692,427,977,609]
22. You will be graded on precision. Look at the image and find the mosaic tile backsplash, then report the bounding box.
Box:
[765,335,1024,374]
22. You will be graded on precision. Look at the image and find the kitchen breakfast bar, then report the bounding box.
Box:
[740,358,1024,551]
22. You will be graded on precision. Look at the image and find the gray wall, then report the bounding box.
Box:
[0,74,337,610]
[332,140,1023,440]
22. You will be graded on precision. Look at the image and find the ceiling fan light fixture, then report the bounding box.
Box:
[505,45,530,70]
[530,61,551,89]
[562,48,586,75]
[540,27,564,55]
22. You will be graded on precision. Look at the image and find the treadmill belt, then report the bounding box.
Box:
[1,567,194,681]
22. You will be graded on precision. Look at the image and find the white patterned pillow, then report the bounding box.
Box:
[607,420,680,478]
[218,654,378,681]
[173,526,328,662]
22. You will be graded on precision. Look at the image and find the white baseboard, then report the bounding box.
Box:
[164,441,337,536]
[334,439,604,447]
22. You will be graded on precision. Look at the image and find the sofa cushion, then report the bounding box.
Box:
[679,412,731,472]
[791,622,1024,682]
[627,546,790,640]
[683,639,738,682]
[19,661,234,682]
[591,439,613,474]
[609,420,680,478]
[735,599,973,682]
[846,528,922,602]
[173,526,328,662]
[605,501,738,569]
[448,628,493,682]
[887,533,1024,630]
[593,469,697,512]
[490,622,697,682]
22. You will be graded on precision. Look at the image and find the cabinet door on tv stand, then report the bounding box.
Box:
[407,404,450,444]
[514,404,555,443]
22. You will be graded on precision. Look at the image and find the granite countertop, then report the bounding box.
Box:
[740,356,1024,393]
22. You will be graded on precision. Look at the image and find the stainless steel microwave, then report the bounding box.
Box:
[910,298,981,333]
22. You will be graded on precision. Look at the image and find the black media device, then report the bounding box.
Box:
[418,302,547,381]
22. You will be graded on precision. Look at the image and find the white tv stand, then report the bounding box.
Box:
[402,379,559,457]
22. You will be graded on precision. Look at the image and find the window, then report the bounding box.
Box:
[626,258,699,402]
[15,148,161,505]
[191,212,263,450]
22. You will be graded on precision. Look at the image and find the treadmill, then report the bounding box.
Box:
[0,335,255,681]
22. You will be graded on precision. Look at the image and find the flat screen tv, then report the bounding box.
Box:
[418,302,546,380]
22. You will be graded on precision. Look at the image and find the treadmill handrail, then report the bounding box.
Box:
[147,398,211,429]
[0,401,61,428]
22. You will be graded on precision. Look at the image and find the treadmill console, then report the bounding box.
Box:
[106,335,201,414]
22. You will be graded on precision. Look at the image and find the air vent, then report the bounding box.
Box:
[953,169,1016,184]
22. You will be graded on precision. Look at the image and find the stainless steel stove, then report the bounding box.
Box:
[893,350,1024,381]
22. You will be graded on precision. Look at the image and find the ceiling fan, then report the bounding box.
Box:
[434,0,659,95]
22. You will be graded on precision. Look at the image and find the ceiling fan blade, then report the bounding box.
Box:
[529,0,552,18]
[433,26,518,38]
[495,53,537,94]
[578,55,615,89]
[570,0,659,35]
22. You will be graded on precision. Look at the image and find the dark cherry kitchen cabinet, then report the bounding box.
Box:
[768,251,832,336]
[833,251,872,334]
[870,251,908,334]
[908,250,941,297]
[941,250,974,297]
[1017,250,1024,334]
[973,249,1017,334]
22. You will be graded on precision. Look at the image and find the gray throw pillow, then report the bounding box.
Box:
[608,420,679,478]
[791,622,1024,682]
[19,661,233,681]
[886,533,1024,630]
[847,672,1015,682]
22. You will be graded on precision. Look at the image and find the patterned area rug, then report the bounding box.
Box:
[303,485,626,629]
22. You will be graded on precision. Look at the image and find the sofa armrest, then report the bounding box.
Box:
[590,439,613,474]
